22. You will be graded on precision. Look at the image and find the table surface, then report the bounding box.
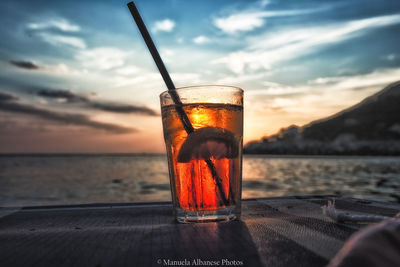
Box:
[1,196,400,267]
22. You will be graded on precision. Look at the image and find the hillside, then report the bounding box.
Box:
[244,81,400,155]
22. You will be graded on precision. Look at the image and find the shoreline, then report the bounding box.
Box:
[0,153,400,159]
[0,153,399,158]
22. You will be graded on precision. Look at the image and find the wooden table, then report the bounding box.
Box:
[1,196,399,267]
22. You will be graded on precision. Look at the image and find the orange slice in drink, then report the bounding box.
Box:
[177,127,238,163]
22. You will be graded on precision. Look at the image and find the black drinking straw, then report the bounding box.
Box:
[127,1,230,207]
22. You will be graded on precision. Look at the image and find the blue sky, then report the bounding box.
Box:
[0,0,399,152]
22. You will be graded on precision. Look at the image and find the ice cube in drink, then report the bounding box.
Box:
[161,102,243,221]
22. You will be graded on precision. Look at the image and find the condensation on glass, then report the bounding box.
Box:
[160,86,243,223]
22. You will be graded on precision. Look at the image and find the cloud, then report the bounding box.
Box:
[114,66,141,76]
[193,35,211,44]
[34,88,158,116]
[152,19,175,32]
[246,82,307,97]
[216,73,266,85]
[0,92,18,102]
[90,102,158,115]
[253,67,400,94]
[386,54,397,61]
[213,8,318,35]
[36,89,88,103]
[37,32,86,49]
[214,12,265,35]
[170,72,202,84]
[259,0,270,8]
[26,17,85,49]
[9,60,83,75]
[247,67,400,109]
[110,72,161,88]
[308,67,400,92]
[0,91,136,134]
[27,18,80,32]
[9,60,40,70]
[76,47,128,70]
[47,63,83,75]
[214,14,400,74]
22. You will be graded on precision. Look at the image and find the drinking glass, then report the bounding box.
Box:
[160,85,243,223]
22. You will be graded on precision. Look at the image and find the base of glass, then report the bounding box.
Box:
[175,206,240,223]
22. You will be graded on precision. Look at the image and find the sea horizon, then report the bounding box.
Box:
[1,153,399,157]
[1,154,399,207]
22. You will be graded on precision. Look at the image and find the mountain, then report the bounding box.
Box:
[244,81,400,155]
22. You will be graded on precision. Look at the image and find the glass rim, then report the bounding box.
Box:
[159,85,243,98]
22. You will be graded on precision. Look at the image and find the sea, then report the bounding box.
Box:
[1,154,399,207]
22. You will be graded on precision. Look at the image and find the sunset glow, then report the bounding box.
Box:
[0,0,399,153]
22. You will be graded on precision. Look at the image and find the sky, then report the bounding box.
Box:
[0,0,399,153]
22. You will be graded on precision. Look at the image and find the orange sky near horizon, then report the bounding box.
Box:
[0,81,391,154]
